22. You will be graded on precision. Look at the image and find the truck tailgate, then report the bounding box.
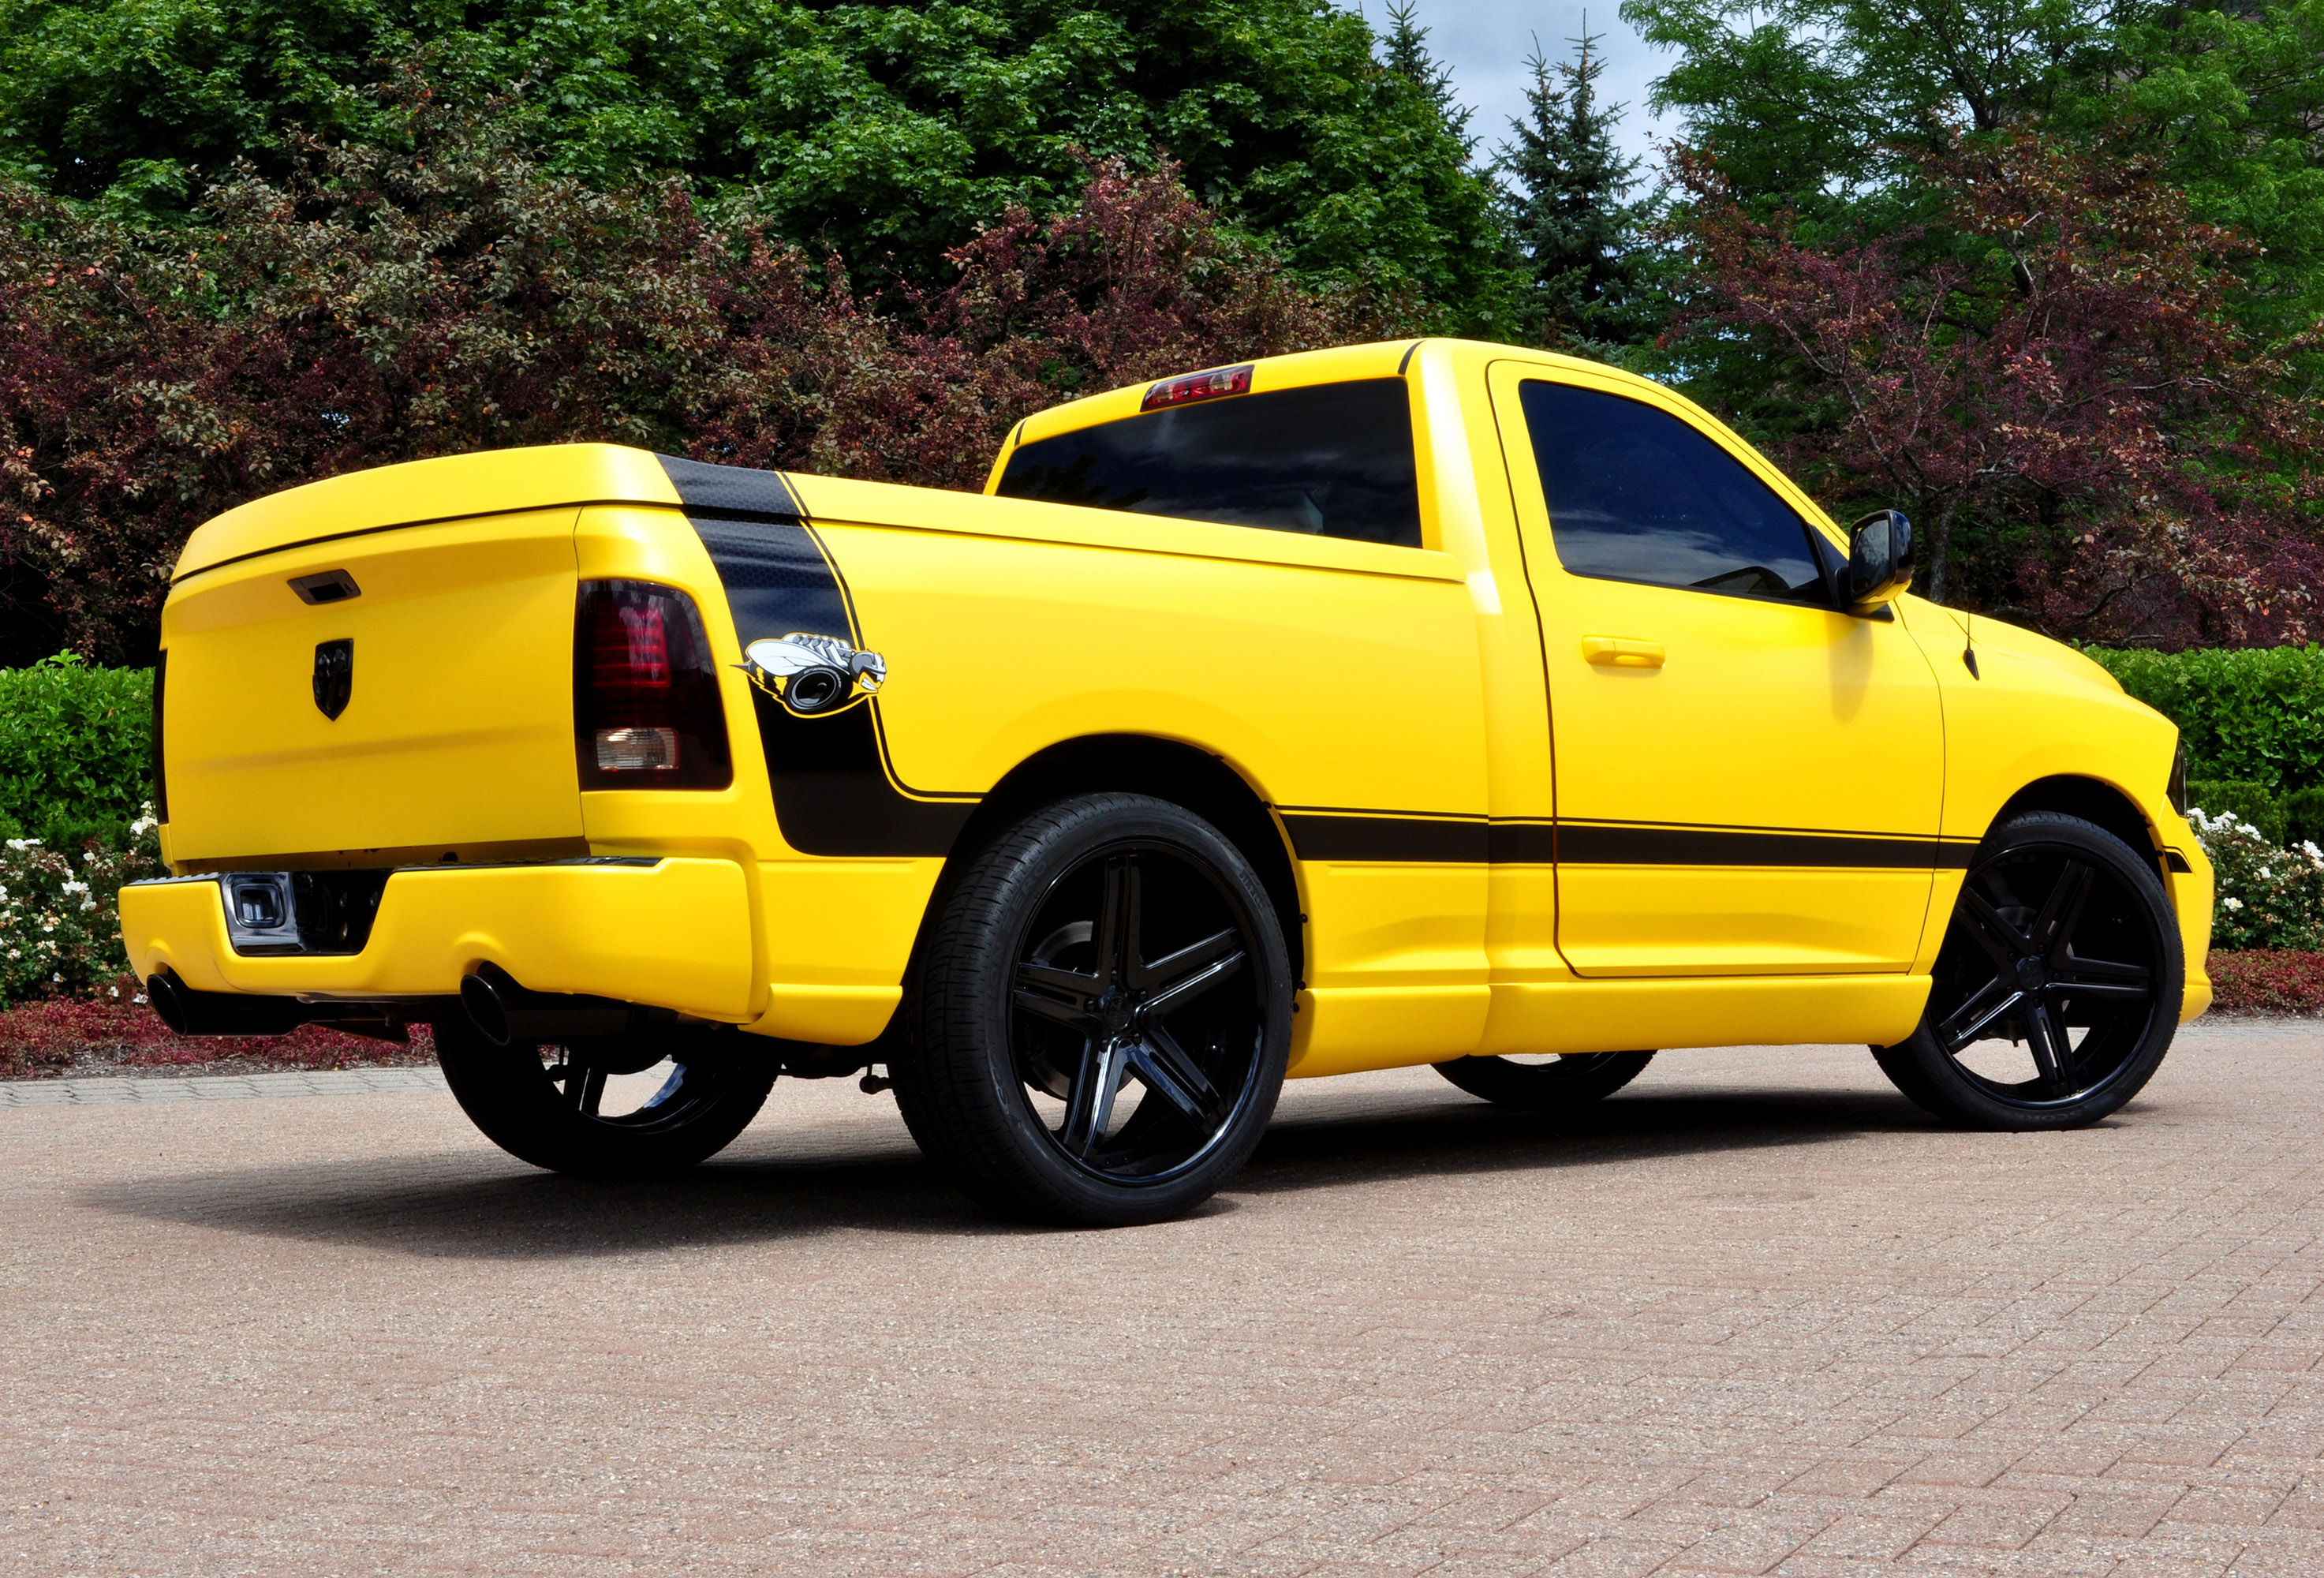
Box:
[161,507,585,869]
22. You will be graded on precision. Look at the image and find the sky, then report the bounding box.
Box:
[1365,0,1683,175]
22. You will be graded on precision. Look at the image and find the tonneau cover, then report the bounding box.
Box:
[174,444,697,581]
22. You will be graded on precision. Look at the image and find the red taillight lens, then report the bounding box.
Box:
[574,580,733,790]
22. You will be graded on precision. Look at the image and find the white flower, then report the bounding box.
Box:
[133,993,146,1004]
[2222,896,2245,911]
[3,838,34,851]
[59,881,88,896]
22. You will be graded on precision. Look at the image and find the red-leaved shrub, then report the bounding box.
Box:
[2206,950,2324,1017]
[0,985,435,1078]
[1,84,1391,664]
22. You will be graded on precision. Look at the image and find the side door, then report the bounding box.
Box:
[1489,365,1946,977]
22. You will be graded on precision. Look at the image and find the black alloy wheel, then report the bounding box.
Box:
[1434,1049,1655,1107]
[434,1016,776,1175]
[891,794,1293,1225]
[1873,811,2183,1130]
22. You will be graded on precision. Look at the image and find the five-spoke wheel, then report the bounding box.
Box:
[892,793,1293,1225]
[1874,811,2182,1128]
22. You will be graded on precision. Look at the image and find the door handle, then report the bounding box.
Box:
[1582,636,1665,668]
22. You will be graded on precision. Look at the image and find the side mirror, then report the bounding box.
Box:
[1845,509,1914,613]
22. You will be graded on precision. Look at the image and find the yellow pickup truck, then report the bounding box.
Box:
[120,338,2213,1223]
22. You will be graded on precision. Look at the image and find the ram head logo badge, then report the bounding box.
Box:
[312,638,353,720]
[739,633,886,716]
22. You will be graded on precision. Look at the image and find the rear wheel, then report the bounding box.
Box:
[434,1017,775,1176]
[1874,811,2182,1130]
[1434,1050,1655,1108]
[891,793,1293,1226]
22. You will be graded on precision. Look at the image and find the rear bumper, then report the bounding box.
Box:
[120,858,756,1022]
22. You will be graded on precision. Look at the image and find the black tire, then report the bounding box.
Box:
[1434,1050,1655,1107]
[1874,810,2184,1130]
[891,793,1294,1226]
[434,1017,776,1176]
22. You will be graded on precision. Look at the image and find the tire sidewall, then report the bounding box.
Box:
[920,794,1294,1224]
[1892,812,2184,1131]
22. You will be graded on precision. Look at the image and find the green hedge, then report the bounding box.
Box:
[0,656,154,845]
[2187,779,2287,844]
[2087,645,2324,795]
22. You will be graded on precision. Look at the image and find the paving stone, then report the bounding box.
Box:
[5,1021,2324,1574]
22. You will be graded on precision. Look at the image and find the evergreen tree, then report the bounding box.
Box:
[1380,0,1474,155]
[1498,26,1660,346]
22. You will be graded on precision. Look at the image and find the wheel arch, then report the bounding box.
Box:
[1989,774,2162,871]
[938,735,1306,985]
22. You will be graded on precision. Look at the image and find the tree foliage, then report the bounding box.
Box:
[0,0,1519,328]
[1677,131,2324,645]
[1496,28,1661,347]
[1621,0,2324,337]
[0,84,1388,664]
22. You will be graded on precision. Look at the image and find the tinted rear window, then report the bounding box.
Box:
[995,379,1422,548]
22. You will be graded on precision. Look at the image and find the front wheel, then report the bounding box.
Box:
[891,793,1294,1226]
[434,1017,776,1176]
[1434,1050,1655,1108]
[1874,811,2183,1130]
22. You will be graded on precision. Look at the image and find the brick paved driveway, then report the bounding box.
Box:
[5,1021,2323,1576]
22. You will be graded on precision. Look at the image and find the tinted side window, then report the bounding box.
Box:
[1519,380,1828,603]
[996,379,1422,548]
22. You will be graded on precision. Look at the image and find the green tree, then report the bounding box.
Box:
[1619,0,2119,219]
[1379,0,1473,151]
[1619,0,2324,337]
[2087,1,2324,342]
[0,0,1524,330]
[1496,25,1660,346]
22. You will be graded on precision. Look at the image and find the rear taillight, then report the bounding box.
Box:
[574,581,733,791]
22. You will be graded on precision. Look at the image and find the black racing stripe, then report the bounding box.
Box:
[1558,821,1960,869]
[1281,813,1489,862]
[748,691,975,857]
[689,517,854,645]
[656,454,805,522]
[686,510,979,858]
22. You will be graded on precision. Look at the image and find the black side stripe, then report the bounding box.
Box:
[1559,822,1975,869]
[1283,813,1489,862]
[663,455,981,858]
[1282,809,1978,869]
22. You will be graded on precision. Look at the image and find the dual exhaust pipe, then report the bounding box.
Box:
[148,962,637,1046]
